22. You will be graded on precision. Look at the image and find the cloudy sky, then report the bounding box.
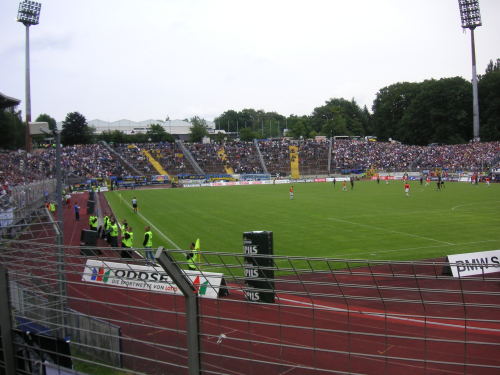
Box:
[1,0,499,122]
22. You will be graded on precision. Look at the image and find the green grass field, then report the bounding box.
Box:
[105,181,500,264]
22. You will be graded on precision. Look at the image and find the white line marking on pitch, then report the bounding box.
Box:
[336,239,500,257]
[451,200,500,211]
[117,192,180,249]
[327,217,454,245]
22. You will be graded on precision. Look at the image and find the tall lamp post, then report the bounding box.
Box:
[458,0,482,142]
[17,0,42,152]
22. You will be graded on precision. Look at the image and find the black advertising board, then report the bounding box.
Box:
[243,231,275,303]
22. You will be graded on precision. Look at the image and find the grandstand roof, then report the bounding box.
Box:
[87,118,216,135]
[0,92,21,110]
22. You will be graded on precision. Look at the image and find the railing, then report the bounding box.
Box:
[1,234,499,374]
[176,140,205,175]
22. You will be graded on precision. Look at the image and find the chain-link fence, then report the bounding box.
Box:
[1,216,499,375]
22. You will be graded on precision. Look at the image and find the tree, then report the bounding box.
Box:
[0,110,25,149]
[35,113,57,132]
[189,116,209,142]
[146,124,173,142]
[479,69,500,141]
[311,98,368,137]
[215,108,286,138]
[286,115,312,138]
[486,59,500,73]
[239,127,259,141]
[98,130,129,144]
[371,82,421,141]
[61,112,93,145]
[398,77,471,145]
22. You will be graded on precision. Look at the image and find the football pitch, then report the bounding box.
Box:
[105,181,500,263]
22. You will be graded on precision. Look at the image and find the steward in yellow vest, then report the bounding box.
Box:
[143,226,154,265]
[89,215,98,231]
[108,219,119,248]
[187,238,200,271]
[121,226,133,259]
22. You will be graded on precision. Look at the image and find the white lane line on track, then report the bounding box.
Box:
[277,296,500,333]
[116,192,180,249]
[327,217,454,246]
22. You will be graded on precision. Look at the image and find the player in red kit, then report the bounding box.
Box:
[289,185,294,200]
[404,182,410,197]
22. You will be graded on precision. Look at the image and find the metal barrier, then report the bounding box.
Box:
[1,233,500,374]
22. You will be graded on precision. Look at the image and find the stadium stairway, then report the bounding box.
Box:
[253,139,269,174]
[141,149,171,178]
[175,139,205,175]
[289,145,300,179]
[216,147,234,174]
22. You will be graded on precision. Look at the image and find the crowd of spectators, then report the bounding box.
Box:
[185,143,226,174]
[1,140,499,188]
[412,142,499,171]
[0,144,128,188]
[184,141,264,175]
[57,144,129,179]
[224,141,263,174]
[115,143,198,176]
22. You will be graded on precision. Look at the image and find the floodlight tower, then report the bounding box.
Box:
[458,0,482,142]
[17,0,42,152]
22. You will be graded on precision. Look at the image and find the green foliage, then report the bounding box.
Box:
[398,77,472,145]
[481,58,500,77]
[372,78,473,144]
[0,110,25,149]
[239,127,259,141]
[35,113,57,132]
[97,130,129,144]
[372,82,421,141]
[61,112,94,145]
[146,124,174,142]
[285,115,311,138]
[189,116,209,142]
[479,70,500,141]
[215,108,286,138]
[311,98,368,137]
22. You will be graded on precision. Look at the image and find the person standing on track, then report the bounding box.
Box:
[187,239,200,270]
[89,214,98,231]
[143,226,154,265]
[132,197,138,213]
[121,226,134,258]
[74,203,80,221]
[108,218,119,248]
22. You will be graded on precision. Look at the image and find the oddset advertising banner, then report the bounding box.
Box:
[447,249,500,277]
[82,259,223,299]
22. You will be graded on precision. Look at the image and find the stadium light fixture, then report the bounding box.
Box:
[17,0,42,152]
[17,0,41,25]
[458,0,481,29]
[458,0,481,141]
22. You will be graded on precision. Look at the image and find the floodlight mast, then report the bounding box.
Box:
[17,0,42,152]
[458,0,481,142]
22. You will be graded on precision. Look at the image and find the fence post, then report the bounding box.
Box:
[154,247,200,375]
[0,267,16,374]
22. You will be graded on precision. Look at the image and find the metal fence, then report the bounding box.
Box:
[1,232,499,374]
